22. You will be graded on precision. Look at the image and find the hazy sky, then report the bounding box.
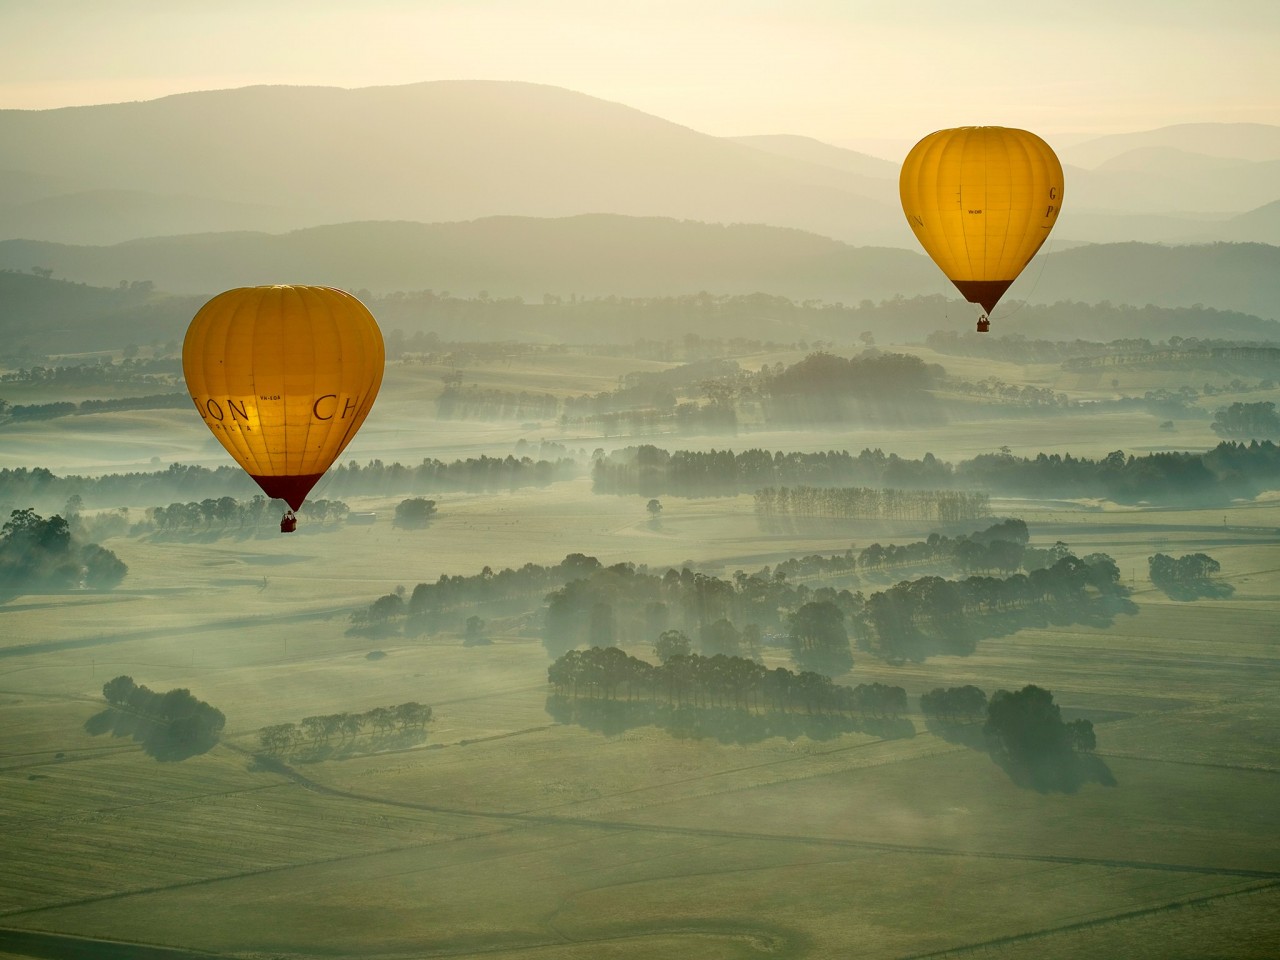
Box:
[2,0,1277,153]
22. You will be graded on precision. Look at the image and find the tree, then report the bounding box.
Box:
[82,543,128,589]
[394,498,438,529]
[102,675,137,705]
[464,615,489,645]
[788,601,853,676]
[654,628,692,663]
[646,499,662,516]
[699,618,741,657]
[984,685,1074,765]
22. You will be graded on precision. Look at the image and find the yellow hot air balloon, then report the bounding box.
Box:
[899,126,1064,332]
[183,286,384,527]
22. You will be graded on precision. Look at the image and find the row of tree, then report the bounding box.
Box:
[257,701,433,756]
[864,553,1126,662]
[143,496,350,533]
[755,486,991,523]
[0,392,188,422]
[547,646,906,718]
[0,453,580,510]
[593,441,1280,506]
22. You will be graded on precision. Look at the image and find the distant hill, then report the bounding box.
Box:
[1061,123,1280,167]
[2,217,1277,331]
[0,81,907,247]
[0,270,200,354]
[0,215,948,301]
[1,84,1277,248]
[1020,242,1280,321]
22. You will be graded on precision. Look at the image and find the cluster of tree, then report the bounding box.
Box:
[856,523,1081,580]
[143,496,349,534]
[393,498,438,529]
[442,352,946,436]
[1148,552,1230,600]
[350,529,1126,668]
[350,553,608,636]
[744,352,945,427]
[548,646,905,719]
[985,685,1096,765]
[0,392,188,423]
[1211,402,1280,439]
[538,561,854,661]
[755,486,991,523]
[100,675,225,753]
[863,552,1126,662]
[0,507,127,590]
[257,701,433,756]
[0,453,580,511]
[922,682,1106,790]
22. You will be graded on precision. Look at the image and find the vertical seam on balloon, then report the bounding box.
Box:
[928,131,959,283]
[319,288,342,477]
[261,287,282,482]
[960,127,977,281]
[993,128,1013,286]
[219,294,249,473]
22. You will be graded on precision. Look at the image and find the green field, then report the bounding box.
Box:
[1,349,1278,958]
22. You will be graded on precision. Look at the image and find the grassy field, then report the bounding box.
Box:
[0,349,1278,958]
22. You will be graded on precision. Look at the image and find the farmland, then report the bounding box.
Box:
[0,345,1277,958]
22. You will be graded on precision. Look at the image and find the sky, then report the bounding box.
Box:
[1,0,1278,155]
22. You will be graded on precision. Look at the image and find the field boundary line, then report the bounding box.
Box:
[894,879,1280,959]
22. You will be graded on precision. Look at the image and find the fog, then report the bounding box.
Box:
[2,70,1279,960]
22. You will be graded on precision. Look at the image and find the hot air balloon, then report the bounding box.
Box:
[182,285,384,532]
[899,126,1064,332]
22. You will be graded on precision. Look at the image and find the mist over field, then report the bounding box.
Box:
[2,56,1280,960]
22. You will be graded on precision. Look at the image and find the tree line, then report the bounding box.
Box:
[350,525,1127,670]
[143,496,350,534]
[863,553,1126,662]
[0,453,581,510]
[593,441,1280,506]
[549,646,906,716]
[755,485,990,523]
[0,392,189,423]
[257,701,433,757]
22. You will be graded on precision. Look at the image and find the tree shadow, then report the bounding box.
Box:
[1151,581,1236,601]
[988,748,1118,794]
[545,695,914,744]
[84,708,218,761]
[923,716,1117,793]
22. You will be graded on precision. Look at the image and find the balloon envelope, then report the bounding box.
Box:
[899,126,1064,316]
[182,285,384,510]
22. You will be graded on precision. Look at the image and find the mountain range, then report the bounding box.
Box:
[1,81,1277,247]
[3,217,1277,323]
